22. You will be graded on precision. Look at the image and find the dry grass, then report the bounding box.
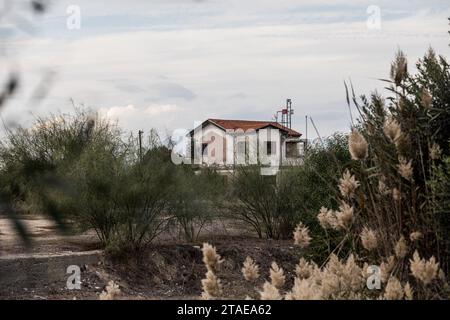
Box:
[242,256,260,282]
[99,280,121,300]
[197,51,450,300]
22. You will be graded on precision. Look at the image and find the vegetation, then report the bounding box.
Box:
[0,43,448,300]
[0,110,122,237]
[228,133,350,242]
[344,48,450,272]
[199,48,450,300]
[0,108,349,253]
[169,166,225,242]
[0,111,171,252]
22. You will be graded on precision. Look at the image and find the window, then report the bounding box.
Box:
[236,138,249,164]
[266,141,276,155]
[286,142,300,158]
[202,143,208,155]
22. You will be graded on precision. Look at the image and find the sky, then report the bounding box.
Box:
[0,0,449,139]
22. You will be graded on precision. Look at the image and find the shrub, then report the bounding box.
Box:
[0,109,122,231]
[200,48,450,300]
[429,145,450,269]
[62,142,125,246]
[0,110,175,252]
[228,133,350,241]
[112,139,174,251]
[338,49,450,272]
[168,166,225,242]
[228,165,282,239]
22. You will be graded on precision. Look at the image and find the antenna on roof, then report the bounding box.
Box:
[272,113,278,122]
[275,99,294,128]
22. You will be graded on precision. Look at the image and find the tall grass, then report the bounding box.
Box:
[200,49,450,300]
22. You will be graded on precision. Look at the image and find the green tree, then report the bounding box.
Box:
[168,166,225,242]
[228,133,350,244]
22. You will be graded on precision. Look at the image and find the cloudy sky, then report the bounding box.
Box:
[1,0,449,138]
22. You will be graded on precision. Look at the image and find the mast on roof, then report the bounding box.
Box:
[275,99,294,129]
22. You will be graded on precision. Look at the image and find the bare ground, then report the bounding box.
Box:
[0,215,303,300]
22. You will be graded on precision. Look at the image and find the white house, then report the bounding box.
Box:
[188,119,304,174]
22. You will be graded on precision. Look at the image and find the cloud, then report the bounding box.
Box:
[153,82,197,101]
[144,103,180,115]
[115,84,145,93]
[98,103,182,134]
[99,103,181,119]
[2,0,449,138]
[227,92,248,100]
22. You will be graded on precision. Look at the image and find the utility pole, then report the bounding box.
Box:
[305,115,308,156]
[138,130,144,162]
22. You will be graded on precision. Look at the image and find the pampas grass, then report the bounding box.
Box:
[390,50,408,86]
[293,222,311,248]
[394,236,408,259]
[317,207,338,230]
[360,227,378,251]
[335,202,354,230]
[384,117,402,143]
[269,262,285,289]
[339,170,360,198]
[285,278,322,300]
[201,243,223,300]
[404,282,414,300]
[242,257,260,282]
[99,280,121,300]
[384,277,404,300]
[397,157,413,181]
[259,282,281,300]
[202,243,223,272]
[348,130,368,160]
[409,231,422,242]
[409,251,439,285]
[295,258,316,279]
[196,50,449,300]
[203,241,446,300]
[429,143,442,160]
[201,270,222,300]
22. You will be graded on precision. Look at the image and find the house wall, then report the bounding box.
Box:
[232,128,258,165]
[258,127,281,168]
[192,123,229,165]
[281,137,286,164]
[191,122,301,169]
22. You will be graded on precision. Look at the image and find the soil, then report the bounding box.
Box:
[0,215,101,256]
[0,215,303,300]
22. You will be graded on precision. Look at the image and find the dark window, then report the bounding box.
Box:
[237,141,246,155]
[237,139,249,164]
[266,141,276,155]
[202,143,208,155]
[286,142,299,158]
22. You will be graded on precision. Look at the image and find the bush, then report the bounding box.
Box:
[228,165,275,239]
[60,142,125,245]
[0,109,122,230]
[289,133,351,260]
[228,134,350,242]
[0,110,176,252]
[112,140,174,251]
[200,48,450,301]
[429,145,450,272]
[168,166,225,242]
[338,49,450,273]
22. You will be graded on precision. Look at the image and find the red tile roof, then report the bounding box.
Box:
[208,119,301,137]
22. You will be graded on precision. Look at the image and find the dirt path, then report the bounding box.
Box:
[1,215,302,300]
[1,237,302,300]
[0,215,100,256]
[0,214,251,256]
